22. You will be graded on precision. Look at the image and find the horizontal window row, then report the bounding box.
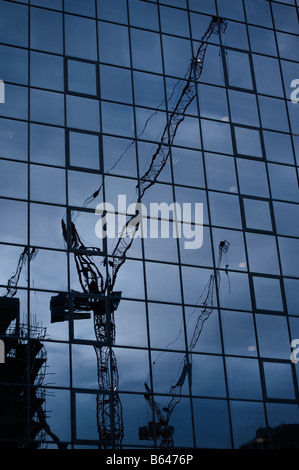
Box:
[1,1,299,65]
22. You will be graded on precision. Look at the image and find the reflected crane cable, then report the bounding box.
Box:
[82,74,188,211]
[143,240,230,448]
[151,275,213,371]
[109,16,228,290]
[80,18,226,214]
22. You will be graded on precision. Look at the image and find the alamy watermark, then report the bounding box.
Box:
[291,79,299,104]
[95,195,204,250]
[0,80,5,104]
[291,339,299,363]
[0,340,4,364]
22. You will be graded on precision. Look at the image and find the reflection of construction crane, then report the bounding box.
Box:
[140,241,230,448]
[51,220,124,448]
[56,15,227,448]
[0,247,66,448]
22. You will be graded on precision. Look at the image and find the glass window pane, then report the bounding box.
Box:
[219,271,252,311]
[68,170,102,209]
[264,362,295,399]
[100,65,132,104]
[65,0,95,16]
[65,15,97,61]
[246,233,280,275]
[198,84,229,121]
[66,95,100,132]
[237,159,269,197]
[30,203,66,249]
[31,89,64,126]
[272,3,299,34]
[253,55,284,98]
[226,50,253,90]
[31,8,62,54]
[131,29,162,73]
[68,60,97,96]
[103,135,137,177]
[263,130,294,164]
[99,22,130,67]
[205,153,237,193]
[0,0,28,47]
[217,0,245,21]
[253,277,283,312]
[226,357,262,399]
[97,0,128,23]
[189,0,216,14]
[274,201,299,237]
[160,5,189,37]
[146,262,181,303]
[31,51,64,91]
[268,163,299,203]
[102,102,134,137]
[243,198,272,232]
[0,44,28,85]
[256,315,290,359]
[133,71,165,109]
[244,0,273,27]
[0,84,28,120]
[277,31,299,62]
[0,118,28,161]
[278,237,299,277]
[266,403,299,429]
[162,35,191,77]
[30,123,65,166]
[258,96,289,132]
[30,164,66,204]
[235,127,262,158]
[248,25,277,56]
[209,192,242,229]
[201,119,233,154]
[229,90,259,127]
[0,199,27,244]
[191,355,227,397]
[193,399,231,449]
[172,147,205,188]
[284,278,299,316]
[69,131,100,170]
[129,0,159,30]
[230,401,266,449]
[31,0,62,9]
[0,159,27,199]
[221,310,257,356]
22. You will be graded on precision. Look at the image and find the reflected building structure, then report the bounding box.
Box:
[0,0,299,449]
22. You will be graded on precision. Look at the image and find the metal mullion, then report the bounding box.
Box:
[60,0,75,449]
[196,2,236,449]
[157,0,197,449]
[26,0,31,449]
[126,0,158,449]
[95,0,117,449]
[266,0,299,407]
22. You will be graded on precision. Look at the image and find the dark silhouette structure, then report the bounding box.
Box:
[240,424,299,449]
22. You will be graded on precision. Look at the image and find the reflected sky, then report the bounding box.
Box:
[0,0,299,450]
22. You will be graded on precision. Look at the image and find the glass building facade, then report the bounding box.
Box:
[0,0,299,450]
